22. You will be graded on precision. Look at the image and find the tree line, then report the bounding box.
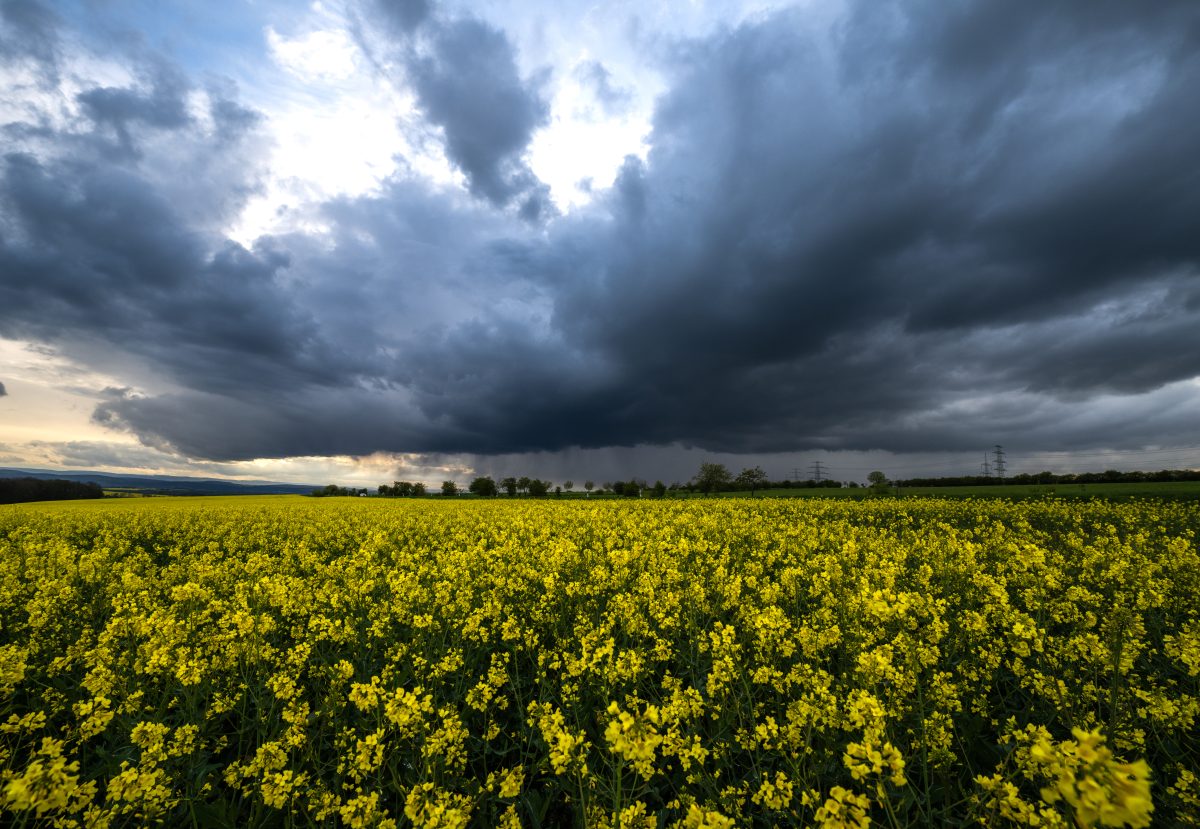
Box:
[0,477,104,504]
[317,463,850,499]
[314,481,463,498]
[377,481,428,497]
[896,468,1200,487]
[445,465,843,499]
[309,484,370,497]
[314,463,1200,500]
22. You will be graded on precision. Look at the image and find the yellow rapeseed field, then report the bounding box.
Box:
[1,495,1197,827]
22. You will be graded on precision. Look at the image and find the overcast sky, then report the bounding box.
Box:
[2,0,1200,487]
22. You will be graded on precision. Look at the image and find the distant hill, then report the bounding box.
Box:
[0,467,318,496]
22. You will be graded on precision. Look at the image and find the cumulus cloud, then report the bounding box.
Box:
[380,1,1200,457]
[405,16,551,214]
[0,151,346,394]
[0,18,351,417]
[372,0,431,35]
[352,0,553,216]
[4,0,1200,466]
[0,0,61,82]
[76,60,192,156]
[574,60,632,116]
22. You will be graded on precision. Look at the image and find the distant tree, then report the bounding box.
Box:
[611,480,640,497]
[868,471,889,493]
[652,481,667,498]
[694,462,732,495]
[528,479,550,497]
[412,482,427,497]
[396,481,415,497]
[500,477,518,497]
[469,476,498,497]
[564,480,574,492]
[517,476,531,495]
[377,484,391,497]
[555,485,562,496]
[735,466,769,495]
[441,480,458,496]
[584,481,594,496]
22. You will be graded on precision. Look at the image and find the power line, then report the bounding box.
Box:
[992,445,1007,481]
[808,461,826,482]
[777,445,1200,482]
[830,446,1200,473]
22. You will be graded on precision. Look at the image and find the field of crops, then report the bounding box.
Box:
[1,496,1197,827]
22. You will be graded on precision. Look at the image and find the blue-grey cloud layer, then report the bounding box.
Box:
[408,17,550,213]
[3,0,1200,461]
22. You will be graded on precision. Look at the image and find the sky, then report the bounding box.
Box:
[2,0,1200,488]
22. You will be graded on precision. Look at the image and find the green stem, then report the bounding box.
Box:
[1107,615,1126,743]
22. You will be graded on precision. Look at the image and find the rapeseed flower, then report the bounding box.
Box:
[1,495,1196,825]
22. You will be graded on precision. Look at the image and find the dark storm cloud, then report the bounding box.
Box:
[0,152,361,395]
[0,36,370,421]
[6,0,1200,463]
[405,16,550,212]
[77,63,191,131]
[0,381,7,396]
[841,0,1200,329]
[206,80,263,145]
[373,0,430,34]
[93,388,441,460]
[351,0,553,216]
[0,0,60,81]
[74,58,193,159]
[384,0,1200,455]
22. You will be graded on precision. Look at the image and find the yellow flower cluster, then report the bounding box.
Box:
[976,724,1155,828]
[813,785,871,828]
[528,702,590,776]
[1012,725,1153,828]
[604,701,663,780]
[0,494,1197,825]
